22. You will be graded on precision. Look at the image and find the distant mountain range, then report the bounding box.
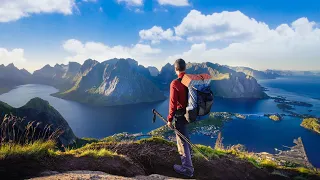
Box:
[228,66,280,80]
[0,63,32,93]
[159,62,267,98]
[2,59,318,106]
[229,66,320,80]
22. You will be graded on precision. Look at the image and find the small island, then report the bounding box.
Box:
[264,114,282,121]
[269,114,281,121]
[301,118,320,134]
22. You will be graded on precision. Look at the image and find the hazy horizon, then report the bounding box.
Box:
[2,59,320,74]
[1,0,320,72]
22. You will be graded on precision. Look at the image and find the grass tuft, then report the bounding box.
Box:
[0,140,55,159]
[260,159,278,168]
[78,149,118,158]
[136,137,175,146]
[193,144,226,160]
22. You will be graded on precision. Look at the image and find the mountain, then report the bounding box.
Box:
[230,66,280,80]
[147,66,160,77]
[0,63,32,94]
[32,62,81,90]
[158,62,267,99]
[0,98,76,146]
[54,58,166,106]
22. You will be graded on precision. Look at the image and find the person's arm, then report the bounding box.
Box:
[167,81,178,122]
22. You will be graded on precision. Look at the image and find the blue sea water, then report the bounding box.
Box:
[0,76,319,167]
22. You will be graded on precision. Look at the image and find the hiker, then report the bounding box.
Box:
[167,58,194,177]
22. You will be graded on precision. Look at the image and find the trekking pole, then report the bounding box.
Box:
[152,109,210,161]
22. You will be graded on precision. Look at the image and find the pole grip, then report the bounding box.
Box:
[152,109,168,123]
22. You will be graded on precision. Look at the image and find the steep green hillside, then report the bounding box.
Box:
[0,98,76,146]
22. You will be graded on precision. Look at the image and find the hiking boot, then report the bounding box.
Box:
[173,164,194,177]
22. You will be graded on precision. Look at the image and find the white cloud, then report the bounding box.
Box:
[0,0,77,23]
[139,26,182,44]
[174,10,271,42]
[117,0,143,6]
[0,48,26,65]
[63,39,161,65]
[167,17,320,70]
[134,8,144,13]
[158,0,189,6]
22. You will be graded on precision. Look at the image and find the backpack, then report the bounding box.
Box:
[178,74,214,123]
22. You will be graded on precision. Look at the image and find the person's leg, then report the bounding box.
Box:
[174,117,194,176]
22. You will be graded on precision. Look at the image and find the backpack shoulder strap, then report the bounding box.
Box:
[177,78,188,104]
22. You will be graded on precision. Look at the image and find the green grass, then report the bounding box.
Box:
[246,157,260,168]
[68,148,119,158]
[260,159,278,168]
[193,144,226,160]
[79,149,118,158]
[69,138,100,149]
[136,136,175,146]
[0,141,55,159]
[301,118,320,134]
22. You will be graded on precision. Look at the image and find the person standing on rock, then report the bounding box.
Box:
[167,58,194,177]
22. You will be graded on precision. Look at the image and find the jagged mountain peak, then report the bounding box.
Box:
[6,63,19,70]
[42,64,53,69]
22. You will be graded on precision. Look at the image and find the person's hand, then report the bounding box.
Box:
[167,121,173,129]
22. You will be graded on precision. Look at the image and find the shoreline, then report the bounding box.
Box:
[0,87,12,95]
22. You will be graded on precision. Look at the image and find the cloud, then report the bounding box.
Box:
[117,0,143,7]
[174,10,270,42]
[0,48,26,65]
[63,39,161,65]
[157,0,189,6]
[0,0,77,23]
[134,8,144,13]
[139,26,182,44]
[167,17,320,70]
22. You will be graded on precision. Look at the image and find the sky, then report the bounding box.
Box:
[0,0,320,72]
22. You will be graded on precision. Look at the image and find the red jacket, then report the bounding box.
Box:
[167,72,188,122]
